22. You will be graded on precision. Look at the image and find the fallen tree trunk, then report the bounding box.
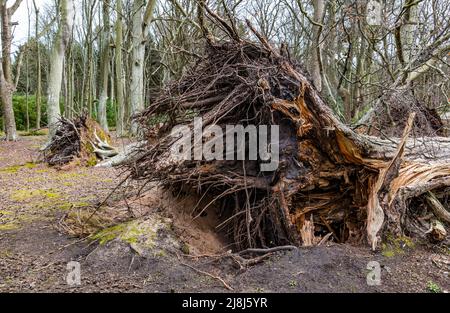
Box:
[95,142,143,168]
[124,13,450,250]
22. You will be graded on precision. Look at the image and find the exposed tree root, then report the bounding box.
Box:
[41,114,118,166]
[123,12,450,251]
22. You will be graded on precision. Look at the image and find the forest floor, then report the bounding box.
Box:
[0,134,449,293]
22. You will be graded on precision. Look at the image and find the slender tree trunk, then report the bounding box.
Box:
[0,0,21,141]
[130,0,157,135]
[310,0,325,92]
[115,0,125,136]
[0,62,16,140]
[25,0,31,132]
[81,0,96,117]
[130,0,145,135]
[33,0,42,129]
[47,0,72,139]
[98,0,110,131]
[401,0,418,64]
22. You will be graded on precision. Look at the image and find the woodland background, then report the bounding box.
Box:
[0,0,448,140]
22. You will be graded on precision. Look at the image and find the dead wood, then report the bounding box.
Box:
[41,114,118,166]
[123,11,450,251]
[357,87,444,138]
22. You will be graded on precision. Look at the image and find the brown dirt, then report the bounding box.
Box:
[126,186,230,255]
[0,135,448,292]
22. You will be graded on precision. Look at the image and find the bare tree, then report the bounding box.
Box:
[115,0,125,136]
[0,0,22,141]
[97,0,111,131]
[130,0,157,135]
[46,0,73,139]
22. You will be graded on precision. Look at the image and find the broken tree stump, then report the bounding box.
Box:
[123,13,450,251]
[41,115,118,167]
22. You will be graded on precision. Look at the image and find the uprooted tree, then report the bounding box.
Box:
[41,114,118,166]
[123,13,450,251]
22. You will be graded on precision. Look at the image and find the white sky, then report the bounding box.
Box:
[10,0,52,51]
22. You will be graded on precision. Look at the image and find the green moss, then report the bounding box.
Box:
[381,246,396,258]
[58,172,87,180]
[11,189,61,202]
[86,155,97,167]
[56,201,90,211]
[0,165,21,174]
[25,176,45,183]
[121,225,145,244]
[24,162,37,169]
[381,235,415,257]
[0,210,17,231]
[92,223,128,245]
[0,249,13,258]
[0,223,19,231]
[92,219,160,247]
[1,162,37,174]
[180,243,190,255]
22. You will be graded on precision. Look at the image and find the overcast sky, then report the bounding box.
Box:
[10,0,52,51]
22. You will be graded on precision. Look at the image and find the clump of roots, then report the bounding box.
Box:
[41,114,118,167]
[124,12,450,251]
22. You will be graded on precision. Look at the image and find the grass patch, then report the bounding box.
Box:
[19,129,48,136]
[426,281,441,293]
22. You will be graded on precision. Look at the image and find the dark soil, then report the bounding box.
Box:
[0,135,448,293]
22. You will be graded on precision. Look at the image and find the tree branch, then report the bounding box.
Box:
[8,0,23,15]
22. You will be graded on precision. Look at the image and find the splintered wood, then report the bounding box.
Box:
[124,13,450,250]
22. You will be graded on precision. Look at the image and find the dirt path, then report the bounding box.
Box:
[0,135,448,292]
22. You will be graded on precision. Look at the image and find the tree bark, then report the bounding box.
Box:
[97,0,110,132]
[0,0,21,141]
[33,0,42,129]
[46,0,72,139]
[115,0,125,136]
[0,62,16,140]
[310,0,325,92]
[129,0,145,135]
[130,0,157,135]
